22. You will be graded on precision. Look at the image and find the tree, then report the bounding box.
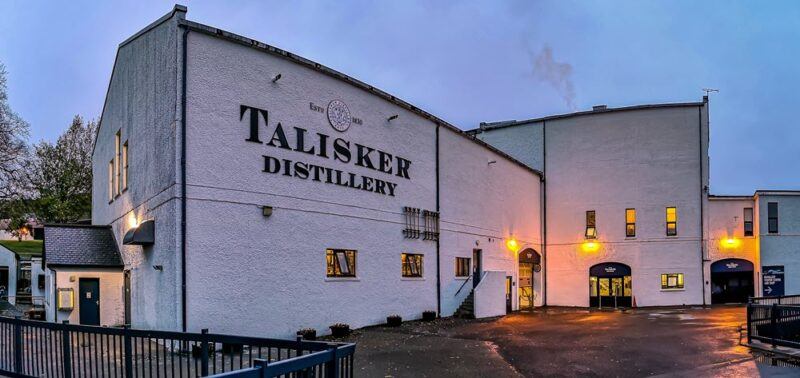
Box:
[0,62,30,200]
[29,115,96,223]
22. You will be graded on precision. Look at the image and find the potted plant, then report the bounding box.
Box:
[422,310,437,321]
[329,323,351,337]
[297,328,317,340]
[386,314,402,327]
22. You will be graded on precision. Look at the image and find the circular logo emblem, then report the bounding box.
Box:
[327,100,351,132]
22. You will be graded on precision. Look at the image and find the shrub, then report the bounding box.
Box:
[422,310,437,321]
[329,323,351,337]
[386,315,402,327]
[297,328,317,340]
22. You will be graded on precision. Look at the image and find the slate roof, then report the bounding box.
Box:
[44,225,124,269]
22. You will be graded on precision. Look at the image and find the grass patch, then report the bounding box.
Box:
[0,240,43,257]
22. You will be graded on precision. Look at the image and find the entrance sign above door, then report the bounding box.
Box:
[589,262,631,277]
[711,258,754,273]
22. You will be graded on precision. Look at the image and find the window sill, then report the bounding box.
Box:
[625,237,637,240]
[401,277,425,281]
[660,288,685,292]
[454,276,470,280]
[325,277,359,282]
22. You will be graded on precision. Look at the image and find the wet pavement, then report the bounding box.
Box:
[343,305,800,377]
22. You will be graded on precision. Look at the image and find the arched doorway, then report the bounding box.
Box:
[589,262,632,308]
[518,248,541,310]
[711,258,754,304]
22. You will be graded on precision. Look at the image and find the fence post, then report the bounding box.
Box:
[61,321,72,378]
[325,346,339,378]
[13,316,22,374]
[253,359,268,378]
[771,303,778,347]
[200,329,209,376]
[746,304,752,344]
[124,325,133,378]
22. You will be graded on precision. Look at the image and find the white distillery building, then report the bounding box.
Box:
[41,6,800,337]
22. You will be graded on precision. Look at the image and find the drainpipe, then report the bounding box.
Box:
[541,120,547,306]
[180,25,189,332]
[698,102,706,306]
[435,124,442,317]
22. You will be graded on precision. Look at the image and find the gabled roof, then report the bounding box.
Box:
[44,225,124,269]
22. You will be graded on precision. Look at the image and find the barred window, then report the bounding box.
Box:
[455,257,471,277]
[401,253,423,277]
[326,249,356,278]
[661,273,684,289]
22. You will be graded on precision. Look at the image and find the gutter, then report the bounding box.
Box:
[180,25,189,333]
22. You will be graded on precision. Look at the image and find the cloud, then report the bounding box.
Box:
[531,45,576,110]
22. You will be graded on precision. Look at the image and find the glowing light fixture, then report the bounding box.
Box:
[721,237,741,248]
[127,213,138,229]
[581,241,600,253]
[506,238,520,253]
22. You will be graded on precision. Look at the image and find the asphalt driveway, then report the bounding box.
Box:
[342,306,800,377]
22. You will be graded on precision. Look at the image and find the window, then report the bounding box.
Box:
[108,160,114,202]
[585,210,597,239]
[401,253,423,277]
[743,208,753,237]
[326,249,356,277]
[768,202,779,234]
[625,208,636,237]
[661,273,684,290]
[37,274,45,290]
[122,141,129,191]
[666,207,677,236]
[114,131,121,196]
[455,257,471,277]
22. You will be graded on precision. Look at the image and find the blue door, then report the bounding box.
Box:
[79,278,100,325]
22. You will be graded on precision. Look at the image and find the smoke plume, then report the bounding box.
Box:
[531,45,576,110]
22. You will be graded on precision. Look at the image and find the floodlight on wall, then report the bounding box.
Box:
[123,219,155,245]
[387,115,399,122]
[272,74,282,83]
[262,206,273,218]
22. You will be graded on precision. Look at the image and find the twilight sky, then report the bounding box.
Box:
[1,1,798,194]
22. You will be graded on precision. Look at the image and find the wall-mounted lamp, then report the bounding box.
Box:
[272,74,282,83]
[153,265,163,271]
[506,238,520,253]
[581,241,600,253]
[387,114,399,122]
[262,206,273,217]
[123,219,155,245]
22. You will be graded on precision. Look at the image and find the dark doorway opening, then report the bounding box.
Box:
[472,249,482,289]
[506,276,513,312]
[589,262,632,308]
[711,258,753,304]
[0,267,8,298]
[79,278,100,325]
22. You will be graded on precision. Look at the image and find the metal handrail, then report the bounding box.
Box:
[455,273,473,297]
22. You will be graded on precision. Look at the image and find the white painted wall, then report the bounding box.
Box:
[48,268,125,326]
[478,104,709,307]
[473,271,508,318]
[91,8,184,332]
[705,197,759,302]
[757,193,800,295]
[0,246,18,304]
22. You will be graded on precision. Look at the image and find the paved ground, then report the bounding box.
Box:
[342,305,800,377]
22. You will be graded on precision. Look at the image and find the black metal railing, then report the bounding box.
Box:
[0,316,356,378]
[209,344,356,378]
[746,302,800,349]
[749,294,800,306]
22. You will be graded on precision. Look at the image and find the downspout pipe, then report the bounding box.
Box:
[435,124,442,317]
[541,120,547,306]
[180,25,189,332]
[698,103,706,306]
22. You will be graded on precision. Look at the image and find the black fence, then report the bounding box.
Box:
[0,316,356,378]
[747,302,800,349]
[749,294,800,306]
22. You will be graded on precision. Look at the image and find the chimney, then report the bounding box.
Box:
[592,105,607,111]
